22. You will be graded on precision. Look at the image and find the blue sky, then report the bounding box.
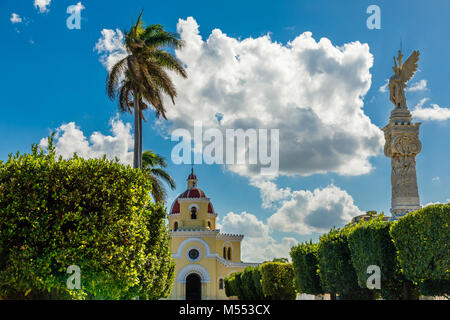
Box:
[2,0,449,261]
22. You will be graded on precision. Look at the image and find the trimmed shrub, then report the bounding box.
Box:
[225,267,265,300]
[240,266,264,300]
[251,266,264,300]
[224,275,236,298]
[348,216,418,299]
[260,262,296,300]
[290,242,324,295]
[0,142,174,300]
[233,272,246,300]
[317,227,376,300]
[390,204,450,297]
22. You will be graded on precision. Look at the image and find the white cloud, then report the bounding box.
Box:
[221,211,269,238]
[94,29,128,71]
[423,201,446,207]
[220,181,363,261]
[412,98,450,121]
[10,13,22,24]
[162,17,383,178]
[34,0,51,13]
[249,178,291,209]
[379,79,389,93]
[220,211,298,262]
[407,79,428,92]
[432,176,440,182]
[268,184,362,235]
[39,116,133,165]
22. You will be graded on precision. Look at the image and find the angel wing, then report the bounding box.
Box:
[400,50,420,83]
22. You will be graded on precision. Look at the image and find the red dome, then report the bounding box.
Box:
[170,200,180,214]
[179,188,206,199]
[208,202,214,213]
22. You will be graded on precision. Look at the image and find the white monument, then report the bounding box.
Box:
[383,50,422,219]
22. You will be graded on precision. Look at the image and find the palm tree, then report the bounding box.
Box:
[142,150,176,203]
[106,10,187,169]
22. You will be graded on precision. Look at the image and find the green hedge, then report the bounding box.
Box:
[0,142,174,299]
[240,266,264,300]
[224,266,265,300]
[224,275,236,297]
[390,204,450,297]
[348,216,418,299]
[317,227,376,300]
[260,262,296,300]
[290,242,324,295]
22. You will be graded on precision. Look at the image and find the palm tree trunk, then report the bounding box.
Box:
[133,91,140,169]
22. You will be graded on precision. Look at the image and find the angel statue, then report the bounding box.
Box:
[388,50,420,109]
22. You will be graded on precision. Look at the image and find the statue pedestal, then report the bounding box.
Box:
[383,108,422,219]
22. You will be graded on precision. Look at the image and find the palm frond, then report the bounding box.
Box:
[118,82,133,113]
[147,174,167,203]
[150,168,176,190]
[106,57,128,100]
[150,50,188,78]
[143,150,167,168]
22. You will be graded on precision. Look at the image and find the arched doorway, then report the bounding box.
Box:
[186,273,201,300]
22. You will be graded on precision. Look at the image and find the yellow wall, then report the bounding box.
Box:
[169,234,248,300]
[167,176,255,300]
[168,200,217,231]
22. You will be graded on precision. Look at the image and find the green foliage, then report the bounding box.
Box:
[142,150,176,203]
[225,266,265,300]
[224,275,236,297]
[260,262,296,300]
[272,257,289,263]
[240,266,264,300]
[317,227,376,299]
[290,241,324,295]
[233,272,245,300]
[348,216,418,299]
[390,204,450,296]
[419,279,450,298]
[0,141,174,299]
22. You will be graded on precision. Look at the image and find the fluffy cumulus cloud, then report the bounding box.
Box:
[39,116,133,165]
[94,29,128,71]
[268,184,362,235]
[220,211,298,262]
[412,98,450,121]
[162,17,383,178]
[10,13,22,24]
[249,178,292,209]
[219,182,362,261]
[407,79,428,92]
[34,0,51,13]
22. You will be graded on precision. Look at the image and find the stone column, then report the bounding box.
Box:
[383,108,421,219]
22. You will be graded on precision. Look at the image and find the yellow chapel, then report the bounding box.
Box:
[167,170,258,300]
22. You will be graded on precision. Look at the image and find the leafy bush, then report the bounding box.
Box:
[260,262,296,300]
[290,241,324,295]
[0,142,174,299]
[224,275,236,297]
[225,267,265,300]
[348,216,418,299]
[233,272,246,300]
[390,204,450,297]
[317,227,376,300]
[240,266,264,300]
[250,266,265,300]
